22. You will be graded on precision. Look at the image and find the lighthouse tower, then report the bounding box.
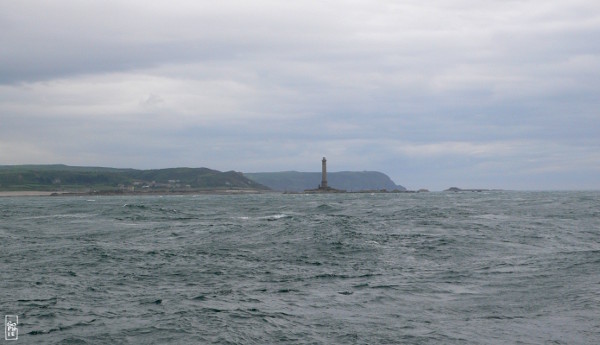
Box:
[321,157,328,189]
[304,157,343,193]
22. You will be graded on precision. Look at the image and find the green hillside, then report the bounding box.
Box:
[0,165,269,192]
[244,171,406,192]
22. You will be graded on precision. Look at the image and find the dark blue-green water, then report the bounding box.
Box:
[1,192,599,344]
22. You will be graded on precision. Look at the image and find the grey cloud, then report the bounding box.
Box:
[1,0,599,189]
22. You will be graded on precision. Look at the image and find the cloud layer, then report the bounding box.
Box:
[1,0,599,190]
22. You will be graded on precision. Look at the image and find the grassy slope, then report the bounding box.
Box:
[0,165,268,191]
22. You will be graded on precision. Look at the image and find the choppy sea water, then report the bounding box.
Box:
[1,191,599,344]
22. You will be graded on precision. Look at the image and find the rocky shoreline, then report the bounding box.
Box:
[0,189,271,197]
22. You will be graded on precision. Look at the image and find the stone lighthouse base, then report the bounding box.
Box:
[304,186,345,193]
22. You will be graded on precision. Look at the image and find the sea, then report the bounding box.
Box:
[1,191,599,344]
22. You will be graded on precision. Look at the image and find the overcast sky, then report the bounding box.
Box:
[1,1,599,190]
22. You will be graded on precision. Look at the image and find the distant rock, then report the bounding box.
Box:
[244,171,406,192]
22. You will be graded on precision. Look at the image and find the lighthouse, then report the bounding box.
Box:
[321,157,328,189]
[304,157,344,193]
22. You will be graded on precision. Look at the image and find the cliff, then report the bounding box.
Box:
[244,171,406,192]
